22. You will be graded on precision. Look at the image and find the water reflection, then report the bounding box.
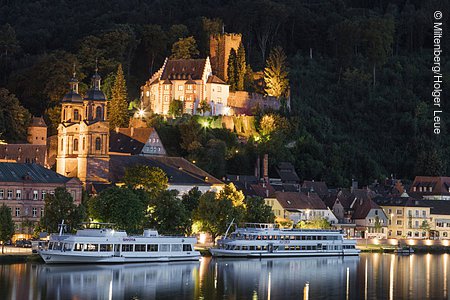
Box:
[1,254,450,299]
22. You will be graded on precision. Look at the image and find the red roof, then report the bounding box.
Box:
[275,192,327,210]
[411,176,450,196]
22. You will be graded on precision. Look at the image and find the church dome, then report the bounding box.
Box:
[84,89,106,101]
[62,90,83,103]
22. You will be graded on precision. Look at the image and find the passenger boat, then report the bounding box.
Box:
[38,222,200,264]
[209,223,360,257]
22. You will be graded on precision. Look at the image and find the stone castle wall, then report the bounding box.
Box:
[227,91,281,115]
[210,33,242,81]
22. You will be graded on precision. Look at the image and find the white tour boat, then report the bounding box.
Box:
[209,223,360,257]
[38,222,200,264]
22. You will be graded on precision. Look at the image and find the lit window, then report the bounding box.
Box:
[41,190,46,200]
[178,85,183,91]
[32,208,37,217]
[7,190,12,199]
[16,190,21,200]
[164,84,170,90]
[164,95,169,102]
[33,190,38,200]
[146,91,150,97]
[187,85,192,90]
[0,189,3,199]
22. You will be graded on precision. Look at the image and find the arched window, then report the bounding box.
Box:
[63,109,66,121]
[82,137,85,150]
[60,139,64,151]
[73,139,78,152]
[74,109,79,121]
[95,137,101,151]
[95,106,103,120]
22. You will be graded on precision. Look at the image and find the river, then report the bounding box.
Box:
[0,253,448,299]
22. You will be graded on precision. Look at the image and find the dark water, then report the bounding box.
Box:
[0,253,449,299]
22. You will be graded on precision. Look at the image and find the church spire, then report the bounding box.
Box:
[69,63,79,94]
[92,58,101,90]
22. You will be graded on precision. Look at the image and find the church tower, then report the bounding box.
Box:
[56,65,110,185]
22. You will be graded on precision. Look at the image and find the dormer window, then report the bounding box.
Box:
[164,85,170,90]
[187,85,192,90]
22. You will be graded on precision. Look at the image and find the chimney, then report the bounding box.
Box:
[255,156,260,179]
[263,154,268,184]
[351,179,358,192]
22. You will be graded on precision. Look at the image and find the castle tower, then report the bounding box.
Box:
[56,66,110,184]
[27,117,47,145]
[209,33,242,81]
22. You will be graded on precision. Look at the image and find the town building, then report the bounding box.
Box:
[0,162,82,240]
[109,127,167,156]
[0,117,48,167]
[56,69,110,184]
[410,176,450,200]
[140,57,230,116]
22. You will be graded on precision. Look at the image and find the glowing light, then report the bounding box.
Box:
[192,160,196,164]
[201,120,209,128]
[388,239,398,246]
[407,239,416,246]
[303,282,309,300]
[199,233,207,244]
[425,239,433,246]
[373,238,380,245]
[443,240,450,247]
[138,109,145,118]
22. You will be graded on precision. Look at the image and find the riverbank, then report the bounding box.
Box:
[357,244,450,253]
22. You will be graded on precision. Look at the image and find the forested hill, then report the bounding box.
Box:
[0,0,449,186]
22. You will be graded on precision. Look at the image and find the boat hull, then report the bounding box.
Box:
[39,250,201,264]
[209,248,360,258]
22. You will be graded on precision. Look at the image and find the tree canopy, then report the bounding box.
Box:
[0,204,14,254]
[109,64,129,129]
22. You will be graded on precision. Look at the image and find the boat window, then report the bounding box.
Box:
[171,244,182,252]
[63,243,72,251]
[280,235,284,240]
[312,236,317,240]
[160,244,170,252]
[147,244,158,252]
[301,236,306,240]
[262,236,267,240]
[295,236,300,240]
[296,246,301,250]
[306,236,312,240]
[74,243,83,251]
[262,246,267,251]
[249,246,255,250]
[114,244,120,252]
[122,244,133,252]
[100,244,113,252]
[53,242,63,250]
[86,244,98,251]
[257,236,261,240]
[135,244,146,252]
[242,246,248,250]
[48,242,53,249]
[273,235,278,240]
[256,246,261,251]
[307,246,312,250]
[182,244,192,251]
[290,235,295,240]
[317,236,322,240]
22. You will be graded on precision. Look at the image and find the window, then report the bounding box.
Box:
[33,190,38,200]
[164,84,170,90]
[178,85,183,91]
[147,244,158,252]
[15,207,20,217]
[16,190,21,200]
[160,244,170,252]
[73,109,79,121]
[217,86,222,92]
[86,244,98,251]
[396,231,402,236]
[40,208,44,217]
[100,244,113,252]
[83,137,85,150]
[180,96,184,101]
[171,244,182,252]
[146,91,150,97]
[32,208,37,217]
[388,208,392,214]
[74,243,84,251]
[135,244,146,252]
[396,209,402,215]
[413,187,416,192]
[73,139,78,152]
[7,190,13,199]
[217,97,222,104]
[95,137,101,151]
[95,106,103,120]
[0,189,3,199]
[164,95,169,102]
[122,244,133,252]
[60,139,64,151]
[422,210,426,217]
[396,220,403,225]
[41,190,46,200]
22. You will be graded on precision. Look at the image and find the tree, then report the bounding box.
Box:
[146,189,189,235]
[89,186,145,233]
[109,64,129,129]
[0,88,31,142]
[296,217,331,229]
[218,183,245,207]
[227,49,237,91]
[170,36,199,59]
[41,187,83,233]
[193,191,242,243]
[197,99,210,116]
[182,187,202,213]
[168,99,183,117]
[122,165,168,199]
[141,24,168,74]
[0,204,14,254]
[244,196,275,223]
[236,43,246,91]
[264,46,289,98]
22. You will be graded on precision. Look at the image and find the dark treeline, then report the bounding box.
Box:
[0,0,449,186]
